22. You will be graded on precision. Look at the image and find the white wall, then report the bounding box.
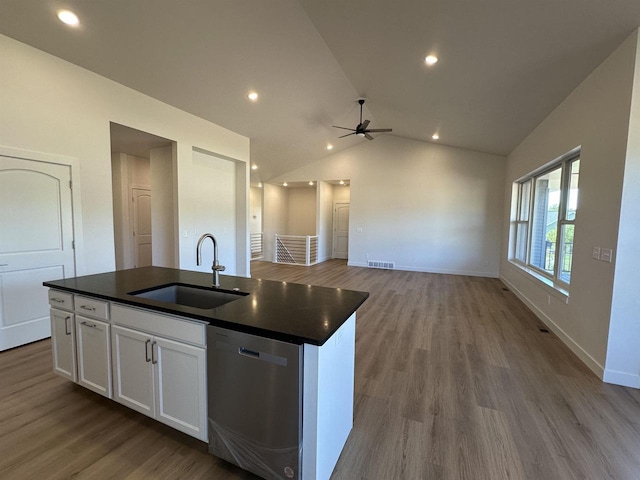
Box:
[187,150,237,275]
[263,184,289,262]
[500,31,638,380]
[111,153,150,270]
[605,32,640,387]
[150,145,177,268]
[0,34,249,276]
[317,182,334,262]
[271,135,505,276]
[333,184,350,204]
[250,187,263,234]
[287,187,317,236]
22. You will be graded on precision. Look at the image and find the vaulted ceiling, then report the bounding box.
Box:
[2,1,640,182]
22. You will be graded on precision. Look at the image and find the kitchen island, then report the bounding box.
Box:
[44,266,368,480]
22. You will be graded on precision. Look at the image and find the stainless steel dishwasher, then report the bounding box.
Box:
[207,325,303,480]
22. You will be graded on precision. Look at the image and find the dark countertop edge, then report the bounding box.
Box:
[43,280,369,346]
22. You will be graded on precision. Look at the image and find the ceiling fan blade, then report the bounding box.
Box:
[361,119,370,130]
[365,133,375,140]
[333,125,356,131]
[366,128,393,133]
[339,132,356,138]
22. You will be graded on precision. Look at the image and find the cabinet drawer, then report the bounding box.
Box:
[75,296,110,320]
[111,303,205,346]
[49,290,74,310]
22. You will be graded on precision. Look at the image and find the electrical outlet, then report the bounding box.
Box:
[592,247,601,260]
[600,248,613,263]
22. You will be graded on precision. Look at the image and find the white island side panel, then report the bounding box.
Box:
[302,313,356,480]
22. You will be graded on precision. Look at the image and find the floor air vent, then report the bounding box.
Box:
[368,260,395,270]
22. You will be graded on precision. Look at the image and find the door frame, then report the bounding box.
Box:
[0,145,82,275]
[129,184,152,268]
[332,202,350,260]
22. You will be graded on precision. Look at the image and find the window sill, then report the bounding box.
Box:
[508,260,570,304]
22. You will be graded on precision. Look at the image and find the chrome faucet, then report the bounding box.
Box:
[196,233,226,288]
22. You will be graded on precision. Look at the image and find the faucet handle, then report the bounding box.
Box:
[213,264,226,272]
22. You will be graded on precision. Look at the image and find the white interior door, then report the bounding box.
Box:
[0,156,75,351]
[131,187,152,268]
[332,203,350,260]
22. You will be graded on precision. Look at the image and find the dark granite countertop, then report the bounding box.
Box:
[43,267,369,346]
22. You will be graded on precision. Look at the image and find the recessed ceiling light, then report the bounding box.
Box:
[432,133,440,140]
[248,91,258,101]
[283,182,288,187]
[258,182,263,188]
[309,181,314,186]
[57,9,79,26]
[251,164,258,170]
[339,180,345,185]
[326,144,333,150]
[425,55,438,66]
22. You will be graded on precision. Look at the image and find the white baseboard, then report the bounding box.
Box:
[346,261,498,278]
[603,369,640,388]
[500,275,605,380]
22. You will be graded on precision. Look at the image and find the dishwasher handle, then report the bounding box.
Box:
[238,347,259,359]
[237,346,288,367]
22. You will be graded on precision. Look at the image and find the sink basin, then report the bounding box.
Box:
[129,283,248,310]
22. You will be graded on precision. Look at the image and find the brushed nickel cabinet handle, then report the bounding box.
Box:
[145,339,151,363]
[50,298,65,303]
[80,305,96,311]
[80,321,96,328]
[151,341,158,365]
[64,316,71,335]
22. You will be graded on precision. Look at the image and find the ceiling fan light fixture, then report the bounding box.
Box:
[333,99,392,140]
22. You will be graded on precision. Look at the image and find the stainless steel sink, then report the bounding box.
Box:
[129,283,248,310]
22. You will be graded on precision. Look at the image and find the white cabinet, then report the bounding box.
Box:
[48,290,112,399]
[50,307,76,381]
[76,316,112,398]
[111,305,207,441]
[74,295,112,399]
[155,335,206,438]
[112,325,155,416]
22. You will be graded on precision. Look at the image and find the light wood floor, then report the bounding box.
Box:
[2,260,640,479]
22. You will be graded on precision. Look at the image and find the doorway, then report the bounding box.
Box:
[332,202,350,259]
[110,123,176,269]
[0,155,76,350]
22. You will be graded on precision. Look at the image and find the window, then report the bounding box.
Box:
[512,151,580,288]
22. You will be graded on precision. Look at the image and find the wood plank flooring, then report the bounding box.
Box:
[2,260,640,479]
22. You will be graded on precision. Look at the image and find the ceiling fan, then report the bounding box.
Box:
[333,99,392,140]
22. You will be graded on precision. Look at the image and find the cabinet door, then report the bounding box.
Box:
[111,325,155,417]
[50,308,76,381]
[76,316,112,398]
[154,336,207,441]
